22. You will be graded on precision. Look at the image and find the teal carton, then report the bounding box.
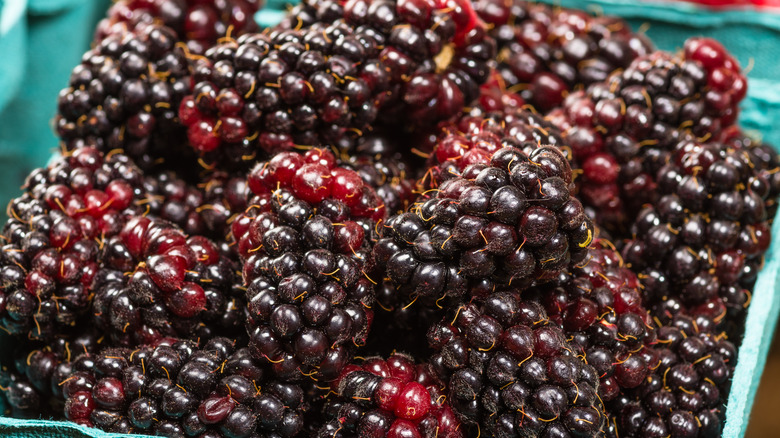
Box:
[1,1,779,437]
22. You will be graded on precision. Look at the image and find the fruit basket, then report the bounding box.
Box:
[1,0,779,437]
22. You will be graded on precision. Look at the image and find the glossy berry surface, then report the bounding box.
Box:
[236,151,383,382]
[427,293,605,437]
[316,353,463,438]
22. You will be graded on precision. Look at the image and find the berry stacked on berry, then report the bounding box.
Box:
[548,38,748,232]
[372,145,593,309]
[0,148,148,340]
[427,293,605,437]
[56,25,193,170]
[316,353,463,437]
[178,0,495,167]
[233,149,383,382]
[95,0,262,55]
[526,238,656,403]
[475,0,654,112]
[417,107,570,191]
[92,216,243,347]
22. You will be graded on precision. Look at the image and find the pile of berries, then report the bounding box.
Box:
[1,1,777,437]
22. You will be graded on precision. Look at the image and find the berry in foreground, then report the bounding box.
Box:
[427,292,605,437]
[316,353,463,438]
[234,149,383,382]
[372,145,593,309]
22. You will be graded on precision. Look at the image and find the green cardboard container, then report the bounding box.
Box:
[1,1,779,437]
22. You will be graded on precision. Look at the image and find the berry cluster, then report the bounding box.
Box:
[56,25,194,170]
[427,292,605,437]
[548,38,748,232]
[3,1,779,437]
[475,0,654,112]
[95,0,262,55]
[233,149,382,382]
[92,215,244,347]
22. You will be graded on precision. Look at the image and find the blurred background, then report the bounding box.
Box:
[1,0,779,435]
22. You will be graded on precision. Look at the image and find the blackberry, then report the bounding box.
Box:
[372,144,593,309]
[525,237,656,403]
[315,353,463,438]
[622,141,773,318]
[476,71,527,113]
[179,0,494,166]
[61,338,308,437]
[604,315,735,438]
[475,0,654,112]
[1,330,101,418]
[142,169,249,240]
[345,135,417,217]
[0,148,150,340]
[93,215,244,346]
[96,0,262,55]
[234,150,383,382]
[417,107,570,191]
[56,24,193,170]
[427,293,605,437]
[547,38,747,232]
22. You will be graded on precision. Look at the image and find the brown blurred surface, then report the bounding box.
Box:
[746,329,780,437]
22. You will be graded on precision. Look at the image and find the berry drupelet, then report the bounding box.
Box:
[93,215,244,347]
[316,353,463,438]
[0,148,149,340]
[427,292,605,437]
[622,140,773,316]
[61,337,308,437]
[525,237,656,404]
[547,37,748,233]
[604,314,735,438]
[95,0,261,55]
[475,0,654,112]
[372,144,594,309]
[233,149,383,382]
[56,24,193,170]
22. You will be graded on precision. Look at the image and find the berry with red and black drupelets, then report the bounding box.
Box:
[475,71,527,114]
[603,314,735,438]
[142,169,249,241]
[178,0,494,168]
[547,37,748,234]
[416,106,571,191]
[93,215,244,347]
[0,329,102,418]
[371,144,593,311]
[622,140,773,324]
[56,24,194,171]
[0,148,151,341]
[524,237,657,404]
[343,134,418,217]
[475,0,654,112]
[315,353,463,438]
[233,149,383,382]
[61,337,309,437]
[280,0,495,126]
[426,291,605,437]
[95,0,262,55]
